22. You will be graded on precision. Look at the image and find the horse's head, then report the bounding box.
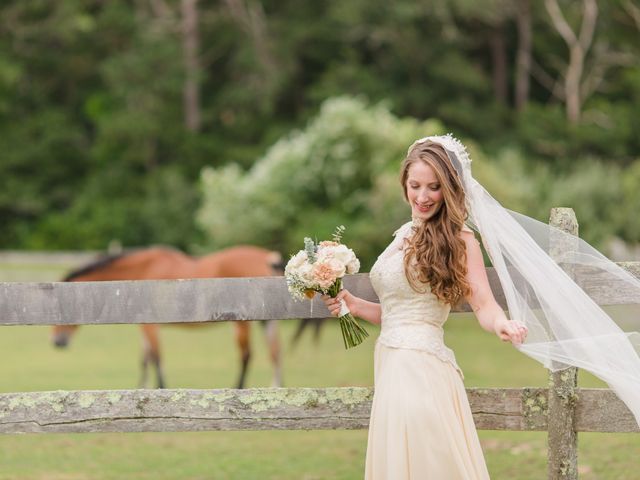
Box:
[53,253,129,349]
[51,324,79,348]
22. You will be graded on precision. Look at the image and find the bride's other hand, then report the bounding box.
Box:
[494,319,528,345]
[321,289,356,317]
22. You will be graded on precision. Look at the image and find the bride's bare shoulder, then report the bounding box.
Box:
[460,224,480,248]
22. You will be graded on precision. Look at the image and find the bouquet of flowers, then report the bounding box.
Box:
[285,226,369,349]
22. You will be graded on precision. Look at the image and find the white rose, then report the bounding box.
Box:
[327,258,346,278]
[285,250,308,274]
[321,245,352,266]
[315,247,333,263]
[298,263,315,284]
[346,257,360,274]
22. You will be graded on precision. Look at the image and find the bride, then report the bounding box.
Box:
[323,134,640,479]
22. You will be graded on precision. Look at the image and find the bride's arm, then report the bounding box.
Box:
[321,290,382,325]
[461,231,527,345]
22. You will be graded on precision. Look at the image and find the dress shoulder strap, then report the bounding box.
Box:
[392,221,413,237]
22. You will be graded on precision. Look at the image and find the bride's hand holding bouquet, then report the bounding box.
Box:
[321,289,358,318]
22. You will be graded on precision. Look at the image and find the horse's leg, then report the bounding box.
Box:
[139,354,149,389]
[141,324,165,389]
[313,318,325,344]
[290,318,309,348]
[234,322,251,389]
[261,320,282,387]
[139,325,150,388]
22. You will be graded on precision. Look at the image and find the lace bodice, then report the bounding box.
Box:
[370,219,472,379]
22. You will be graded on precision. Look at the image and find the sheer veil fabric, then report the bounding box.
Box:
[410,134,640,427]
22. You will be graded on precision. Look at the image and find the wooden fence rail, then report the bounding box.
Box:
[0,208,639,480]
[1,265,639,326]
[0,387,636,435]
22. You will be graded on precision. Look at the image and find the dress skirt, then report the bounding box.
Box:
[364,341,490,479]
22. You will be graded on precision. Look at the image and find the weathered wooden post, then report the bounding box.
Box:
[547,207,579,479]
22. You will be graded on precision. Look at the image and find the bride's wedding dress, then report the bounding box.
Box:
[365,219,490,479]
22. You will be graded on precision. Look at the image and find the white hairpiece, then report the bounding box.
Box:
[407,133,473,169]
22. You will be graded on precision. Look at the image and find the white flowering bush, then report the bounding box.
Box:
[196,96,443,256]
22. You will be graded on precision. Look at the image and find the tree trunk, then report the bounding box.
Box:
[515,0,532,111]
[565,44,584,125]
[181,0,201,132]
[489,24,508,105]
[544,0,598,124]
[224,0,278,93]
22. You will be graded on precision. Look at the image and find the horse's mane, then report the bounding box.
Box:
[269,253,286,273]
[63,253,129,281]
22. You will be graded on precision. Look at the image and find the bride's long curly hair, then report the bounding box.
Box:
[400,140,472,306]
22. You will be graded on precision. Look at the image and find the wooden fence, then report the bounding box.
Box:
[1,208,638,479]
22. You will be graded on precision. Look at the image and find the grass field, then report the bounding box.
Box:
[0,262,638,479]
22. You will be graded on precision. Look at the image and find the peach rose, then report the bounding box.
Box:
[319,240,340,248]
[312,261,339,290]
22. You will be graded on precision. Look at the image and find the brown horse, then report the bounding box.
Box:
[51,245,284,389]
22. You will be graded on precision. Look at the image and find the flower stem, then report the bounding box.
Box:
[325,279,369,349]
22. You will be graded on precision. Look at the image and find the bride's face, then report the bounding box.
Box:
[405,161,444,220]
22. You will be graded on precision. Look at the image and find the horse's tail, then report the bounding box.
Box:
[290,317,325,348]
